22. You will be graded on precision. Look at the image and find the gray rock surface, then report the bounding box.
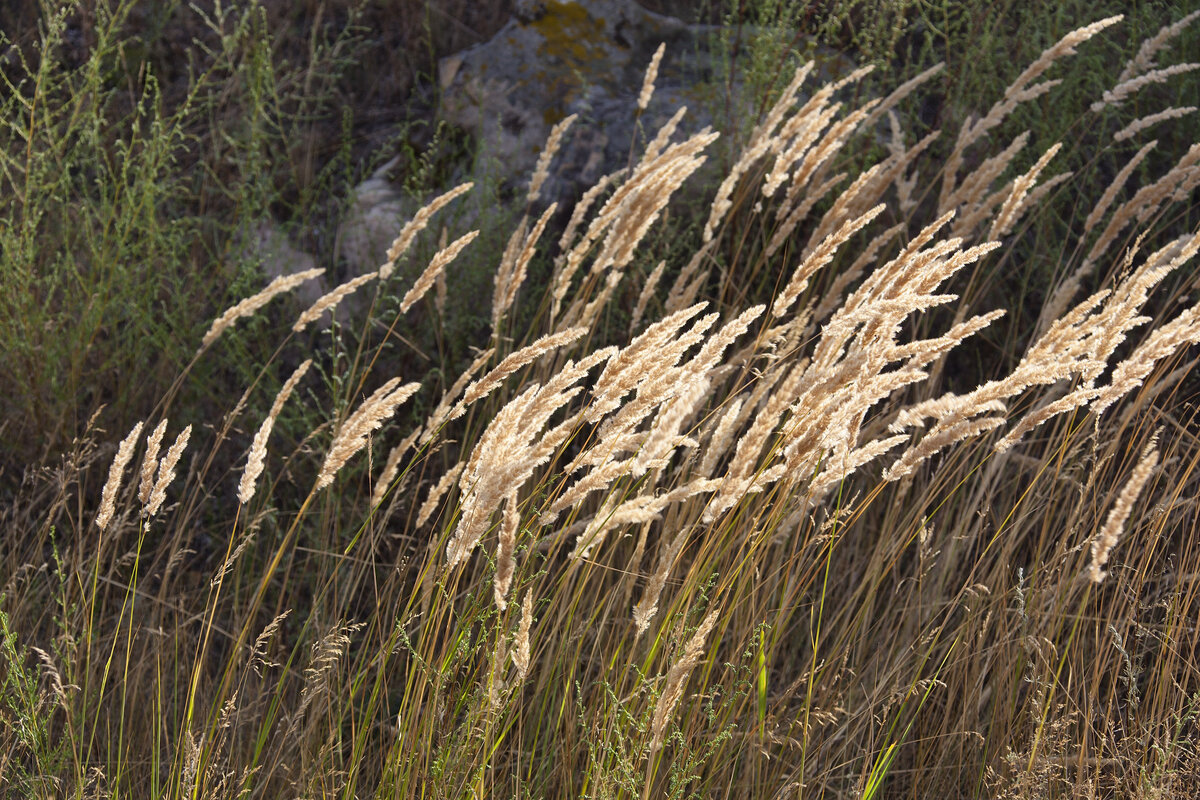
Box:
[436,0,708,205]
[324,0,859,279]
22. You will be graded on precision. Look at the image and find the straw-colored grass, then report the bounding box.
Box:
[5,5,1200,799]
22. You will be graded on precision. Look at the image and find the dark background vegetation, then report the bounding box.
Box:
[2,0,1198,489]
[3,2,1200,798]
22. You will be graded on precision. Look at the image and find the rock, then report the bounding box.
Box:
[332,0,863,277]
[436,0,716,207]
[335,155,418,276]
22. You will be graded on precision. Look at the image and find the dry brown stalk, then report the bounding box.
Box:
[316,379,421,491]
[380,182,473,279]
[238,359,311,505]
[211,513,265,590]
[435,227,449,317]
[199,268,325,351]
[292,271,378,332]
[649,607,721,753]
[400,230,479,313]
[95,421,143,532]
[1089,437,1160,582]
[145,425,192,518]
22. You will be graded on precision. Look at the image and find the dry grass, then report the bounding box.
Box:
[5,8,1200,800]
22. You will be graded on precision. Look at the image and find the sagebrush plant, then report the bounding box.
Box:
[4,3,1200,799]
[0,0,367,471]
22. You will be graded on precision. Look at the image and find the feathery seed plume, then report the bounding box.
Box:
[1118,9,1200,83]
[400,230,479,313]
[1113,107,1197,143]
[494,491,520,610]
[649,607,720,754]
[1092,63,1200,112]
[630,260,666,335]
[446,350,613,569]
[380,182,473,279]
[772,204,885,318]
[455,327,588,416]
[638,42,665,111]
[145,425,192,518]
[199,268,325,352]
[512,592,533,682]
[138,419,168,506]
[370,428,421,509]
[316,379,421,491]
[494,203,557,330]
[989,142,1062,240]
[293,271,378,332]
[940,15,1121,208]
[1090,437,1160,582]
[238,360,311,505]
[95,422,143,532]
[633,527,689,638]
[415,463,466,528]
[529,115,577,203]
